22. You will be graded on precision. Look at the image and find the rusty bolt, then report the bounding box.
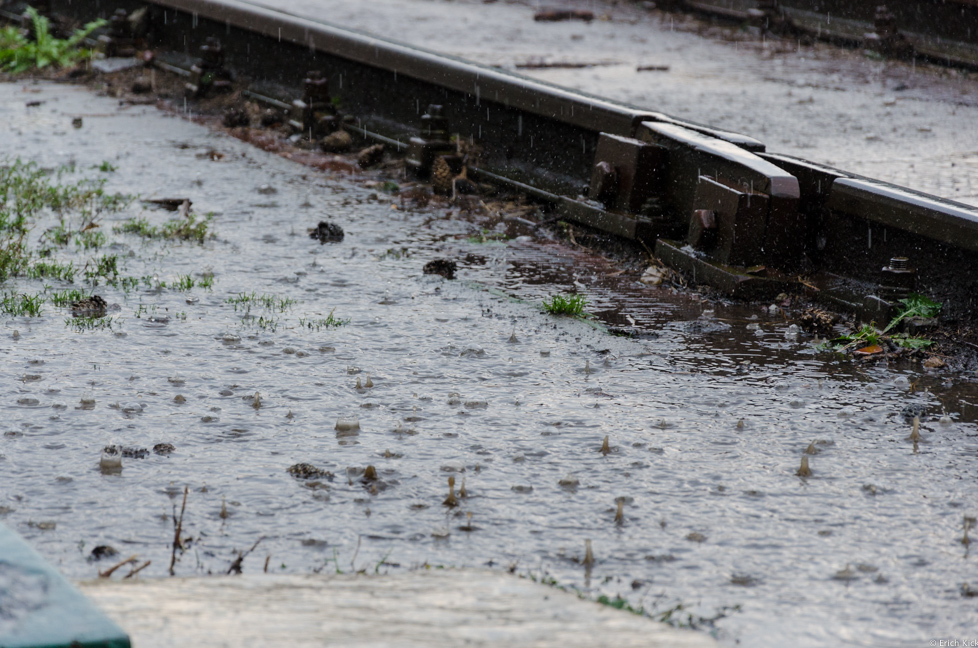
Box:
[695,209,717,231]
[200,37,224,70]
[880,256,916,300]
[591,160,618,205]
[109,8,129,38]
[888,256,908,271]
[592,161,618,205]
[420,105,450,141]
[689,209,718,249]
[304,70,330,106]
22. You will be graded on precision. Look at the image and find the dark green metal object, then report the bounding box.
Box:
[0,523,130,648]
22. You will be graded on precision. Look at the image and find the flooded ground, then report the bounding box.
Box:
[258,0,978,206]
[2,81,978,648]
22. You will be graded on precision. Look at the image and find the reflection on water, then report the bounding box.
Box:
[2,83,977,648]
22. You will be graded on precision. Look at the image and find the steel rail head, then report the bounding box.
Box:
[151,0,767,151]
[150,0,643,136]
[827,178,978,253]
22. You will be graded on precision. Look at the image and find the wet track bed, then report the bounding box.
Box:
[31,0,978,325]
[2,82,978,647]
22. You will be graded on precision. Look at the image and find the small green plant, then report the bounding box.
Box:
[113,211,213,244]
[542,293,589,317]
[74,229,105,250]
[377,247,410,261]
[113,217,155,239]
[822,294,942,353]
[466,229,508,244]
[883,293,942,333]
[117,276,140,294]
[0,8,106,73]
[648,600,742,630]
[43,223,72,246]
[83,254,119,286]
[96,161,117,173]
[173,274,195,291]
[255,315,278,332]
[226,292,295,312]
[890,334,934,350]
[1,291,43,316]
[27,260,75,282]
[169,274,213,291]
[832,323,882,348]
[596,595,644,615]
[379,181,400,193]
[48,287,88,307]
[521,570,740,631]
[299,309,349,330]
[0,159,128,285]
[66,315,113,331]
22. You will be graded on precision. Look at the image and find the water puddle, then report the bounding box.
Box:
[1,82,976,647]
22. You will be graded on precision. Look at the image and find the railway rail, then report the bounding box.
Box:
[9,0,978,322]
[673,0,978,71]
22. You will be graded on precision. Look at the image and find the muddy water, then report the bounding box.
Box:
[2,83,977,648]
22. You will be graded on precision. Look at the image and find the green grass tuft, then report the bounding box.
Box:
[27,259,74,282]
[1,159,130,284]
[113,211,213,244]
[48,287,88,307]
[226,292,296,312]
[0,8,106,73]
[542,293,589,317]
[74,229,105,250]
[1,291,43,316]
[299,309,349,330]
[83,254,119,286]
[466,229,508,244]
[66,315,113,331]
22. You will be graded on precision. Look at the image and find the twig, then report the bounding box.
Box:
[264,554,270,573]
[123,560,151,579]
[350,535,362,572]
[168,485,188,576]
[99,554,138,578]
[227,536,265,575]
[637,238,656,262]
[515,61,612,69]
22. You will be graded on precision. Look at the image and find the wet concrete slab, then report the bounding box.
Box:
[255,0,978,207]
[78,570,715,647]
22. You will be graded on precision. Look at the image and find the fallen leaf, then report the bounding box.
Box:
[854,344,883,356]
